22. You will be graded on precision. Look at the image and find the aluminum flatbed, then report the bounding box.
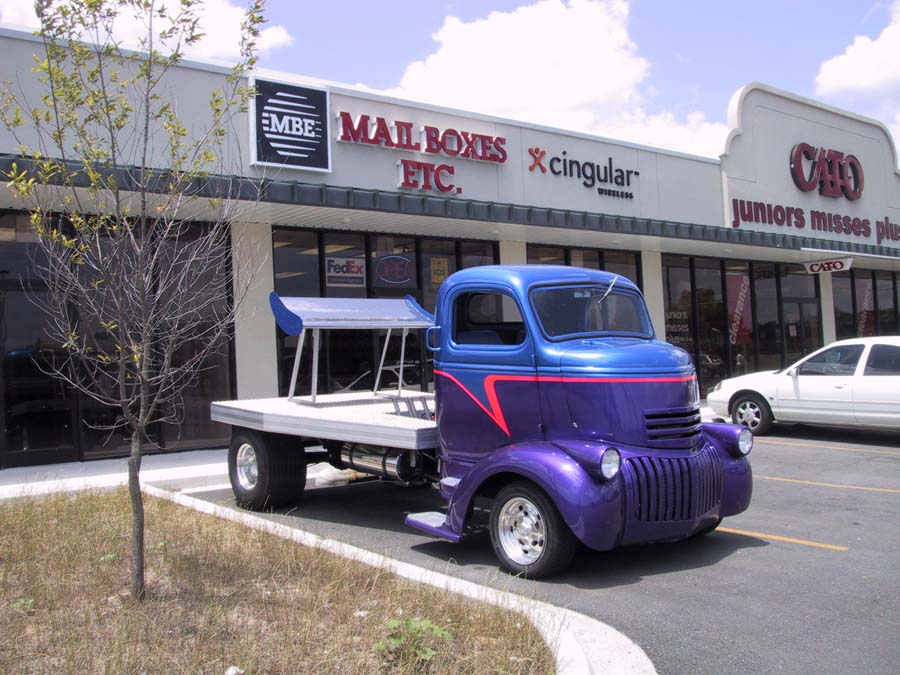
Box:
[211,390,438,450]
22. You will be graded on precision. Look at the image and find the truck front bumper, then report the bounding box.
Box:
[562,431,752,551]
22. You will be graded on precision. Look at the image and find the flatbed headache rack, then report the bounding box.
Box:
[210,293,439,449]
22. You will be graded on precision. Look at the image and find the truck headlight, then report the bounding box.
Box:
[600,448,621,479]
[737,428,753,456]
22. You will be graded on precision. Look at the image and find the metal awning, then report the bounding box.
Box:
[269,292,434,335]
[268,292,435,404]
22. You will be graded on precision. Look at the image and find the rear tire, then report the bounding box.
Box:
[228,429,306,510]
[489,481,577,578]
[731,393,774,435]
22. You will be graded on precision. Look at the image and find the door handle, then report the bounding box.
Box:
[833,384,846,389]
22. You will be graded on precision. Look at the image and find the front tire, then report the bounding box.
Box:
[489,481,577,578]
[731,393,774,435]
[229,429,306,510]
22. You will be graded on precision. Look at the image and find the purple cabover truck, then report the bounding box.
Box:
[212,265,752,578]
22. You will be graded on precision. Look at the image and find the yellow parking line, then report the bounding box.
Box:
[756,438,900,457]
[757,475,900,494]
[717,526,848,551]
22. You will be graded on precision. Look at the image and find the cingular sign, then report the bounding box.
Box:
[790,143,864,201]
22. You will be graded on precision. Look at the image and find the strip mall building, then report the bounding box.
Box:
[0,27,898,467]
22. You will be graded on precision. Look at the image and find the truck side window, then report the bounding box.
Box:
[453,292,526,346]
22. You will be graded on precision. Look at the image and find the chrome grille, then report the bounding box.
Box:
[643,406,702,450]
[627,446,723,522]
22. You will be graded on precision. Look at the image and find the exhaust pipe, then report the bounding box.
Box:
[340,443,422,482]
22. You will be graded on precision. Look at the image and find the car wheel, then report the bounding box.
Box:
[229,429,306,510]
[489,480,577,579]
[731,393,773,435]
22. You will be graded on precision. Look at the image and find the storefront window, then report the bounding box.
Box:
[460,241,495,269]
[323,232,366,298]
[274,229,320,297]
[527,244,565,265]
[694,258,726,393]
[754,263,780,371]
[273,230,320,396]
[371,235,417,292]
[421,240,456,312]
[875,272,897,335]
[0,216,77,466]
[662,254,694,356]
[726,262,754,376]
[833,272,855,340]
[853,271,875,337]
[603,251,640,287]
[569,249,600,269]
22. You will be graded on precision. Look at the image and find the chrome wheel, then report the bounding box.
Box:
[734,399,762,431]
[497,496,546,566]
[236,443,259,490]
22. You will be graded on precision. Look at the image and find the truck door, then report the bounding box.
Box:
[435,286,541,467]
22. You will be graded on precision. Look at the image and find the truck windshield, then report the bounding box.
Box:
[532,284,651,339]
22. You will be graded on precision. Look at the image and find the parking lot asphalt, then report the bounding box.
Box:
[150,425,900,675]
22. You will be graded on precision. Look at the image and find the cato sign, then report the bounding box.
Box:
[803,258,854,274]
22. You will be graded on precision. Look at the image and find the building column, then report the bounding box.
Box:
[641,250,666,339]
[819,272,837,345]
[499,239,527,265]
[231,222,278,399]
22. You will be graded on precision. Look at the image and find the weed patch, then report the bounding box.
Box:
[0,490,553,674]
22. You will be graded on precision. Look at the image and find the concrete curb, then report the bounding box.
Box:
[143,483,656,675]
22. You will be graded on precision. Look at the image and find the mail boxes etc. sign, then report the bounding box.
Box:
[337,112,508,195]
[252,80,331,172]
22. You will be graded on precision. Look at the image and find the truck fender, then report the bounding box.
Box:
[446,441,625,552]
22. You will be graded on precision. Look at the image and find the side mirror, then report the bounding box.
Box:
[425,326,441,352]
[787,367,798,377]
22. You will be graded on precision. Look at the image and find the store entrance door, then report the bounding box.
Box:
[782,300,822,366]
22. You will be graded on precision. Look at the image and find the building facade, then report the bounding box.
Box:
[0,27,898,467]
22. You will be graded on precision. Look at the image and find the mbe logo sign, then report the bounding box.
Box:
[252,79,330,171]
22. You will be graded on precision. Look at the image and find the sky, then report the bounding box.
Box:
[1,0,899,159]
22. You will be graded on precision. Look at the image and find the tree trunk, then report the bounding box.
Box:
[128,428,146,601]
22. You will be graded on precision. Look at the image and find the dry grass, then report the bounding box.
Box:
[0,489,553,675]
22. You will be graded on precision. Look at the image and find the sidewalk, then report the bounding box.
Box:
[0,448,228,500]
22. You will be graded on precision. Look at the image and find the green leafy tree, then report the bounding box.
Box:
[1,0,268,600]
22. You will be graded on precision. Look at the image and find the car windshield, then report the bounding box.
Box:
[531,283,651,338]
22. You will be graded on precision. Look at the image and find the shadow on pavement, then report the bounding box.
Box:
[766,424,900,449]
[180,480,768,587]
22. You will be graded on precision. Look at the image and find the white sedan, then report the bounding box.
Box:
[707,337,900,434]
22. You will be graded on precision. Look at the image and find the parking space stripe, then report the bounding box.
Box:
[757,438,900,457]
[757,475,900,494]
[717,526,848,551]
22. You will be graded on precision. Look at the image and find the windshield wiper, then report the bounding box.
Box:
[596,275,619,306]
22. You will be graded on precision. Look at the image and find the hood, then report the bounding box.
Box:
[717,370,779,391]
[546,339,701,450]
[556,338,695,377]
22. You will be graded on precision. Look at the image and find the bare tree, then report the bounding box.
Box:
[1,0,267,600]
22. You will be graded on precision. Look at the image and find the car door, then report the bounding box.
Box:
[775,343,863,424]
[852,343,900,428]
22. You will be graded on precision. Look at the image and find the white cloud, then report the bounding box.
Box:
[385,0,727,157]
[0,0,292,62]
[814,1,900,96]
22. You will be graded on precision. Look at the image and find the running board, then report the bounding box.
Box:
[404,511,462,543]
